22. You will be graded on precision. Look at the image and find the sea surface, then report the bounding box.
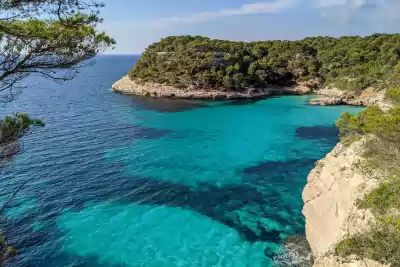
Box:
[0,56,363,267]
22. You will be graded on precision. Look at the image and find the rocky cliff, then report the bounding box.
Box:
[302,139,387,267]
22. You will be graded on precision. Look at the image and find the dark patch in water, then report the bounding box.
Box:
[171,182,284,243]
[92,176,286,244]
[296,125,338,141]
[1,149,317,266]
[93,124,171,141]
[130,125,171,139]
[243,158,318,180]
[264,247,278,259]
[223,99,263,106]
[3,169,288,252]
[131,96,208,112]
[16,249,129,267]
[240,158,320,229]
[88,123,171,141]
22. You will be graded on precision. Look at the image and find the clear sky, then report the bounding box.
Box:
[99,0,400,54]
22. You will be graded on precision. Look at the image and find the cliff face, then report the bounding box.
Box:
[302,139,387,267]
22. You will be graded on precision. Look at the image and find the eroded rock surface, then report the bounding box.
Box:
[302,139,387,267]
[112,76,275,100]
[309,87,393,111]
[112,76,316,100]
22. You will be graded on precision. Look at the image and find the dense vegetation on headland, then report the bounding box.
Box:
[335,88,400,266]
[130,34,400,92]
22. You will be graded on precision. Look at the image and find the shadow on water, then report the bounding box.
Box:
[128,125,171,139]
[0,124,334,266]
[243,158,318,183]
[46,172,288,243]
[0,134,331,266]
[222,99,264,106]
[8,240,129,267]
[296,125,339,144]
[1,158,301,263]
[130,95,209,112]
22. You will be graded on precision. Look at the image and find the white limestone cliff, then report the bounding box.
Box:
[302,139,388,267]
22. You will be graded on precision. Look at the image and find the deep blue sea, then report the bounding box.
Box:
[0,56,362,267]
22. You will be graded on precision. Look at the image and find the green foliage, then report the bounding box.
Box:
[0,0,116,102]
[358,178,400,215]
[130,34,400,92]
[341,134,362,147]
[0,113,44,162]
[335,238,358,256]
[337,105,400,175]
[335,105,400,265]
[336,107,380,145]
[0,113,44,144]
[0,232,17,266]
[336,218,400,266]
[387,88,400,104]
[336,106,400,143]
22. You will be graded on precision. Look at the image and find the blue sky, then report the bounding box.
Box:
[99,0,400,54]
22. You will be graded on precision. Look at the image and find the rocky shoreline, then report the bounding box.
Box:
[112,76,313,100]
[310,87,393,111]
[112,76,392,110]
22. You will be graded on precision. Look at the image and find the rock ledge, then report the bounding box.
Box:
[112,76,312,100]
[309,87,393,111]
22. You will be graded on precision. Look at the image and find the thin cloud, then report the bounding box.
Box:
[315,0,400,24]
[151,0,298,27]
[315,0,381,9]
[314,0,346,8]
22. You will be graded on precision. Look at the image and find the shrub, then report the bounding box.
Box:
[336,218,400,266]
[335,105,400,266]
[358,178,400,215]
[387,88,400,104]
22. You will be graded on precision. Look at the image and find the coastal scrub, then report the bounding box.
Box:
[335,104,400,266]
[130,34,400,92]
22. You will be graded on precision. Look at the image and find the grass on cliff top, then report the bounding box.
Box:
[357,177,400,215]
[335,217,400,266]
[387,87,400,104]
[335,104,400,266]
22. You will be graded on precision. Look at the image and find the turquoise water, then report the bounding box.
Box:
[0,56,363,267]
